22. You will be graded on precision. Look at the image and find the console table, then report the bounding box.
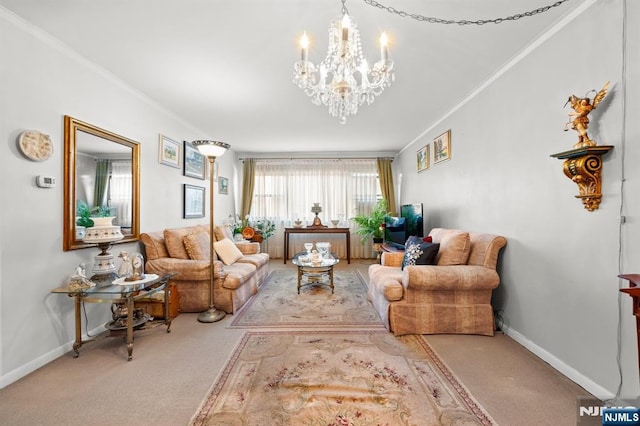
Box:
[284,227,350,264]
[51,273,175,361]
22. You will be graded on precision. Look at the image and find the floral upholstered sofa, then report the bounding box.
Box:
[140,225,269,314]
[367,228,506,336]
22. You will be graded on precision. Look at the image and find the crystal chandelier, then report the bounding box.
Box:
[293,0,394,124]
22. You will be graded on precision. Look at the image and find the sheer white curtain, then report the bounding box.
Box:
[250,159,380,259]
[109,160,132,228]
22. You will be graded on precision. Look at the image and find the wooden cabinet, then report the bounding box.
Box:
[135,282,180,320]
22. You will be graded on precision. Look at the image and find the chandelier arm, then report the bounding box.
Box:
[293,2,395,123]
[360,0,572,25]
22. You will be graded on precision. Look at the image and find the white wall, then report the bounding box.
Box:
[2,0,638,401]
[395,0,639,399]
[0,8,237,387]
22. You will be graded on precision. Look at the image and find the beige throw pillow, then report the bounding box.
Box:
[435,231,471,266]
[214,225,234,241]
[214,238,244,265]
[183,232,210,261]
[164,225,207,259]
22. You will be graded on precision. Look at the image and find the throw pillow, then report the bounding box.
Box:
[164,225,207,259]
[183,232,210,261]
[214,237,244,265]
[214,225,234,241]
[434,230,471,266]
[401,236,440,270]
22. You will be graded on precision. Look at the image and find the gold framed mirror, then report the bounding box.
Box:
[63,115,140,251]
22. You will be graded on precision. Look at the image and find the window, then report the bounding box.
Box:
[250,159,380,258]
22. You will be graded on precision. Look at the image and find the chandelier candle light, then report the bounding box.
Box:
[192,139,230,323]
[294,0,394,123]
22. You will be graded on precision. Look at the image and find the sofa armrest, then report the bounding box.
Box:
[403,265,500,291]
[235,241,260,255]
[381,251,404,267]
[146,258,225,281]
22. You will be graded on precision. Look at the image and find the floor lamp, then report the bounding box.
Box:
[193,140,230,323]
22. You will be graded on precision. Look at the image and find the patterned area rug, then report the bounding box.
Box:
[229,270,384,329]
[190,330,496,425]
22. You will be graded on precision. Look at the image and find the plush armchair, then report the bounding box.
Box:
[140,225,269,314]
[367,228,507,336]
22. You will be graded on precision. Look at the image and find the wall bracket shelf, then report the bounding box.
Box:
[550,145,613,211]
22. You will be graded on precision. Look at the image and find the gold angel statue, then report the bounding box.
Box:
[564,81,609,148]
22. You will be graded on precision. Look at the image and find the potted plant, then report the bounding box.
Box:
[76,200,95,228]
[352,199,389,244]
[75,201,113,228]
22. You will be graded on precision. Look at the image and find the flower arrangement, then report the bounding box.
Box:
[253,218,275,240]
[229,214,250,235]
[228,214,275,240]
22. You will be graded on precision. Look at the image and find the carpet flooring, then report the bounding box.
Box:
[229,270,384,329]
[190,330,495,426]
[0,260,594,425]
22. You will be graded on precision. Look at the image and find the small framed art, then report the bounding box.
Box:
[183,141,206,179]
[183,184,205,218]
[434,130,451,164]
[158,135,180,168]
[218,176,229,195]
[416,145,429,172]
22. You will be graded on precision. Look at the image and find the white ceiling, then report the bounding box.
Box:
[1,0,587,154]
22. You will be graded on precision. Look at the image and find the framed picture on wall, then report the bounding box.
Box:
[183,141,206,179]
[183,184,205,218]
[416,145,429,172]
[158,135,181,168]
[218,176,229,194]
[433,130,451,164]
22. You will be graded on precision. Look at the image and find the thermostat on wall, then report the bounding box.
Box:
[36,175,56,188]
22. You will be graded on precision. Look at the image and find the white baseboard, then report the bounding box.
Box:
[0,325,106,389]
[502,325,614,400]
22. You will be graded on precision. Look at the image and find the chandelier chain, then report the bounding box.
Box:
[341,0,349,15]
[360,0,572,25]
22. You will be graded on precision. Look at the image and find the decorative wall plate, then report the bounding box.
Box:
[18,130,53,161]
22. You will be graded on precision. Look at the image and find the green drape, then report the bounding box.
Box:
[241,158,255,219]
[93,159,110,209]
[376,157,397,216]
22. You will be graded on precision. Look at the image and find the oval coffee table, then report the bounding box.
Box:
[292,253,339,294]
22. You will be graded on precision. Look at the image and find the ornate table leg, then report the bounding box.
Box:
[164,284,172,333]
[297,267,302,294]
[126,295,134,361]
[284,230,289,264]
[73,295,82,357]
[329,267,334,294]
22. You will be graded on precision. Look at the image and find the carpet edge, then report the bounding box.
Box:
[417,335,498,426]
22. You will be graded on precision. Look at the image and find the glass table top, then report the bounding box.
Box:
[51,273,174,296]
[292,252,339,268]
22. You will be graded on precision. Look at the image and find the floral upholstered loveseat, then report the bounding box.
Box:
[367,228,506,336]
[140,225,269,314]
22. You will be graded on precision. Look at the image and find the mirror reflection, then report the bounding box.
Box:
[64,116,140,251]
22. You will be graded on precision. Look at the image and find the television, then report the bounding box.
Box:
[384,203,423,249]
[401,203,424,238]
[384,216,406,249]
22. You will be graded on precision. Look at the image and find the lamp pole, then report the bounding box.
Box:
[192,140,230,323]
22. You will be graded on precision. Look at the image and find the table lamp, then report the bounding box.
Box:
[82,216,124,286]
